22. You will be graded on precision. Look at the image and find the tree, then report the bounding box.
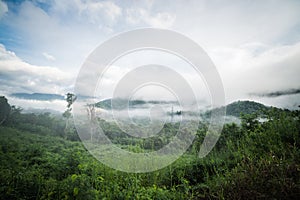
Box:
[63,93,77,140]
[241,113,259,132]
[86,104,96,141]
[67,93,77,108]
[63,93,77,117]
[0,96,11,125]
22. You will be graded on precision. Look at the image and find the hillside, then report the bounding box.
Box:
[205,100,276,118]
[0,95,299,199]
[1,102,299,199]
[95,98,177,110]
[225,100,270,117]
[11,93,64,101]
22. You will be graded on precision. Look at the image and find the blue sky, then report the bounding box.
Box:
[0,0,300,111]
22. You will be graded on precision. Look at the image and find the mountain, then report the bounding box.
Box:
[95,98,177,110]
[11,93,64,101]
[225,100,270,117]
[22,108,62,115]
[96,98,288,119]
[205,100,273,118]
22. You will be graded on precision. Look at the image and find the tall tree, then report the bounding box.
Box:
[86,103,96,141]
[63,93,77,140]
[0,96,11,125]
[63,93,77,118]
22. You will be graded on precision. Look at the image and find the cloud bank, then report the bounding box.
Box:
[0,0,300,110]
[250,88,300,98]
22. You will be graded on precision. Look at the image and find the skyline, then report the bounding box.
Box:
[0,0,300,111]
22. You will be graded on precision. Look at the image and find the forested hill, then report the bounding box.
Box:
[225,100,270,117]
[95,98,272,116]
[0,95,299,199]
[207,100,280,117]
[95,98,177,110]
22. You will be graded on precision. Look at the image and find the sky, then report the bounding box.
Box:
[0,0,300,111]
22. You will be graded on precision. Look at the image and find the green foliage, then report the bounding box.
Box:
[205,100,274,118]
[95,98,147,110]
[214,155,300,199]
[65,93,77,109]
[0,96,11,124]
[226,100,269,117]
[0,98,299,199]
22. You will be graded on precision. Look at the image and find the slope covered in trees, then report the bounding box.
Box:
[95,98,177,110]
[0,96,299,199]
[204,100,286,118]
[225,100,269,116]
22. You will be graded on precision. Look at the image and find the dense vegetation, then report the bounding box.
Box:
[0,96,299,199]
[205,100,274,118]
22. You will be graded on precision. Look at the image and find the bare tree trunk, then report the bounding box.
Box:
[87,104,96,142]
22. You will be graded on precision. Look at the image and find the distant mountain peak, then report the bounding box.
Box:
[11,93,64,101]
[205,100,273,118]
[95,98,178,110]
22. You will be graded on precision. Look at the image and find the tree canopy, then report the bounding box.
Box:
[0,96,11,125]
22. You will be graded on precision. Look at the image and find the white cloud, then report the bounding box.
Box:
[0,0,8,19]
[2,1,119,72]
[0,44,73,95]
[126,8,176,28]
[7,97,66,113]
[88,1,121,23]
[42,52,56,61]
[208,41,300,108]
[145,12,176,28]
[53,0,122,26]
[1,0,300,110]
[0,44,18,60]
[171,0,300,48]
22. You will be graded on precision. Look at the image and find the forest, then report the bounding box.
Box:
[0,96,299,199]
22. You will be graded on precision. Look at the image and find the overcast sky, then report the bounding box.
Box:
[0,0,300,111]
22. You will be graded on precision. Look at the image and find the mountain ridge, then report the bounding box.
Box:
[11,93,64,101]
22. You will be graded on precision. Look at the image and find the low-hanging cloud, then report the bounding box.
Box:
[10,93,65,101]
[1,0,300,111]
[250,88,300,98]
